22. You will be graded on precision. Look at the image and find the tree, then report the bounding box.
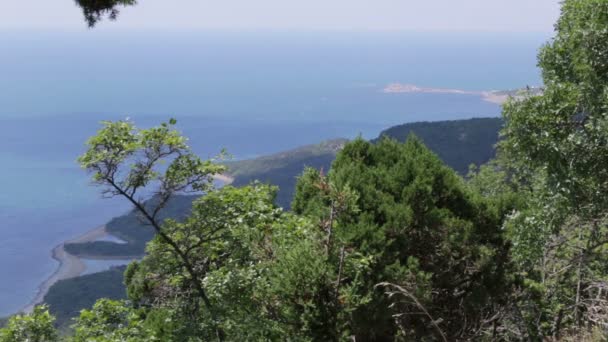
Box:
[124,179,366,341]
[75,0,137,27]
[124,183,289,340]
[502,0,608,215]
[78,119,227,341]
[294,136,512,340]
[499,0,608,338]
[71,300,153,342]
[0,306,58,342]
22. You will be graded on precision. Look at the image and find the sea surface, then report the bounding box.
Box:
[0,30,546,316]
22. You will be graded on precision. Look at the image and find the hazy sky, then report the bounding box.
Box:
[1,0,561,32]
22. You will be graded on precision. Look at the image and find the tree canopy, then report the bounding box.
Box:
[75,0,137,27]
[496,0,608,338]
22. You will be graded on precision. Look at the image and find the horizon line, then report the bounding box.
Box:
[0,27,555,35]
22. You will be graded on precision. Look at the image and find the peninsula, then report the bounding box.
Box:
[382,83,543,105]
[22,226,122,313]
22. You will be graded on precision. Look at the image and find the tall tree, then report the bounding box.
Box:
[294,136,511,340]
[500,0,608,337]
[78,119,227,340]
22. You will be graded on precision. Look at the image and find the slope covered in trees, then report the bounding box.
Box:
[64,196,198,257]
[376,117,502,175]
[227,118,502,208]
[226,139,348,209]
[44,267,127,331]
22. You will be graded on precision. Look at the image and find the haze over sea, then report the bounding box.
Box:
[0,30,545,316]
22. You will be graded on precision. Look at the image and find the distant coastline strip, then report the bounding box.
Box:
[381,83,541,105]
[214,173,234,185]
[22,173,234,314]
[22,226,110,313]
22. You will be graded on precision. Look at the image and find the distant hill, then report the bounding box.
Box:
[375,117,503,175]
[45,266,127,331]
[227,118,503,206]
[64,195,198,258]
[226,139,348,209]
[43,117,504,329]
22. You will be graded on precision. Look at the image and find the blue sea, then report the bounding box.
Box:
[0,30,546,316]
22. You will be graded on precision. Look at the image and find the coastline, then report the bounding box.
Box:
[480,92,511,105]
[22,172,233,314]
[22,226,110,313]
[214,173,234,185]
[381,83,530,105]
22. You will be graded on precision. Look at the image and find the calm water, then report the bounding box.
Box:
[0,30,546,316]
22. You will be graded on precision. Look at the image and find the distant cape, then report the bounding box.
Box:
[382,83,543,105]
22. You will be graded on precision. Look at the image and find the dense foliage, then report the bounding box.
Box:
[44,266,128,331]
[5,1,608,340]
[495,0,608,339]
[293,136,514,340]
[0,306,57,342]
[44,117,504,333]
[228,119,501,209]
[66,129,509,341]
[64,118,499,260]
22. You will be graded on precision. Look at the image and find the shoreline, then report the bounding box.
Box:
[214,173,234,185]
[22,225,114,313]
[480,92,511,105]
[381,83,535,105]
[21,175,233,314]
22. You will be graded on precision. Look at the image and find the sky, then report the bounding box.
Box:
[0,0,561,32]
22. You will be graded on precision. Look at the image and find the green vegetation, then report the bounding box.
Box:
[59,121,512,340]
[227,119,503,209]
[64,118,502,259]
[0,306,57,342]
[494,0,608,338]
[291,137,513,340]
[59,118,503,255]
[226,139,347,209]
[6,1,608,340]
[44,267,127,331]
[47,120,504,331]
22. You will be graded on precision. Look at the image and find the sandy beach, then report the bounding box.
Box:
[22,226,110,313]
[214,173,235,185]
[382,83,519,106]
[480,92,511,105]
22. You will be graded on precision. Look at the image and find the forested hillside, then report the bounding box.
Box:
[376,117,502,174]
[44,267,127,330]
[226,139,348,208]
[228,118,502,208]
[64,196,198,257]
